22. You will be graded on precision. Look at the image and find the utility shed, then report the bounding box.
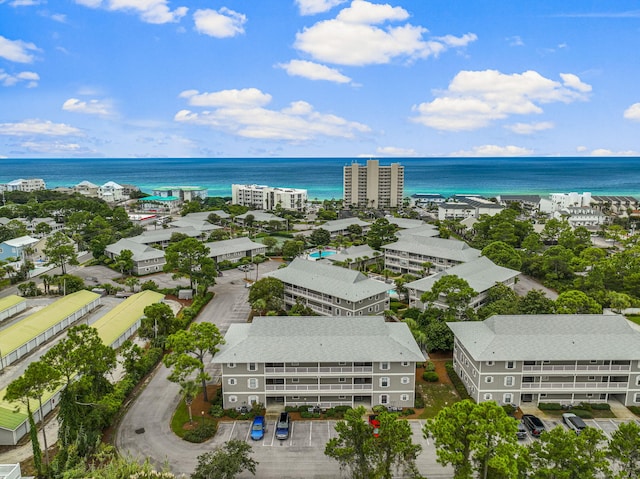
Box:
[0,295,27,322]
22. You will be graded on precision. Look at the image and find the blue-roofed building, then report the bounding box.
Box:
[138,195,181,213]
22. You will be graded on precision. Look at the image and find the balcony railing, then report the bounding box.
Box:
[521,382,628,390]
[265,366,373,375]
[522,364,631,373]
[265,384,373,392]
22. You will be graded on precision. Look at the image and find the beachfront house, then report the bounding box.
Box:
[266,258,389,316]
[448,314,640,407]
[212,315,425,410]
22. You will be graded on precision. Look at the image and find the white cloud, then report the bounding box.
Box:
[1,0,43,5]
[295,0,346,15]
[0,69,39,87]
[19,141,87,154]
[412,69,592,131]
[450,145,534,157]
[73,0,187,24]
[505,121,554,135]
[623,102,640,121]
[0,119,82,136]
[507,35,524,46]
[590,148,640,157]
[0,35,39,63]
[376,146,417,156]
[193,7,246,37]
[277,60,351,83]
[294,0,476,66]
[576,146,588,152]
[175,87,370,141]
[62,98,113,116]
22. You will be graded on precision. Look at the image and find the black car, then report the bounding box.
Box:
[275,412,290,440]
[522,414,545,437]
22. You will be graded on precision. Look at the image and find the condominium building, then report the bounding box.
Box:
[266,258,389,316]
[448,314,640,406]
[152,186,208,202]
[343,159,404,209]
[0,178,46,193]
[382,236,481,275]
[212,316,425,410]
[231,184,307,211]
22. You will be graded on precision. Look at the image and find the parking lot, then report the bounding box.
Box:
[517,417,640,444]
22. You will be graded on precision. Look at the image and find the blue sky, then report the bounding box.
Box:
[1,0,639,158]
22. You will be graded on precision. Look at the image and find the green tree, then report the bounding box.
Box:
[424,399,522,479]
[180,380,199,425]
[421,275,478,321]
[528,426,609,478]
[139,302,178,349]
[309,228,331,248]
[608,420,640,479]
[262,236,278,253]
[282,240,305,260]
[248,277,284,314]
[325,406,421,479]
[164,237,215,292]
[555,290,602,314]
[44,231,78,274]
[192,439,258,479]
[482,241,522,270]
[114,249,134,277]
[518,290,556,314]
[164,322,225,402]
[367,218,398,250]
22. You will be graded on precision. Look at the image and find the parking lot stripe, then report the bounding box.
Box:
[245,423,251,442]
[228,421,236,442]
[591,420,610,439]
[289,422,294,447]
[309,421,313,446]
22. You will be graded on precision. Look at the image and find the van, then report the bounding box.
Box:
[275,412,290,440]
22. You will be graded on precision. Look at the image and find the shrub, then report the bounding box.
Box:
[209,405,224,418]
[225,409,239,419]
[589,403,611,410]
[571,409,593,419]
[284,406,297,412]
[183,422,217,443]
[445,361,472,401]
[401,408,415,416]
[334,405,351,413]
[538,403,563,410]
[422,371,439,382]
[300,411,320,418]
[627,406,640,416]
[424,361,436,372]
[502,404,516,416]
[414,390,425,408]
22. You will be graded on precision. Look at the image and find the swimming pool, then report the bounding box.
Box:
[309,250,337,259]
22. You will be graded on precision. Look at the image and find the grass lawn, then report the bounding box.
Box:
[418,382,461,418]
[540,408,616,419]
[626,314,640,326]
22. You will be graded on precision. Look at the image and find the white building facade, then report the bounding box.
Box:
[231,184,307,211]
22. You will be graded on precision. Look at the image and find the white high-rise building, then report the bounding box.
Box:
[343,159,404,209]
[231,184,307,211]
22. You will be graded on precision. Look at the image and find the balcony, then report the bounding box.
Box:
[265,366,373,375]
[522,364,631,373]
[521,382,629,391]
[265,383,373,392]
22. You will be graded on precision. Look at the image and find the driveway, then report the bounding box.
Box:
[114,259,283,476]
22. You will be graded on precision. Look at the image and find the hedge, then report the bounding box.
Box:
[445,361,472,401]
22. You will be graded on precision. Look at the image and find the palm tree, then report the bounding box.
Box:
[180,380,199,425]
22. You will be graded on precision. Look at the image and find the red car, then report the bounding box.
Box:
[369,415,380,437]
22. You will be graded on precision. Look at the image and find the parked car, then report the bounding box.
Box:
[275,412,290,440]
[522,414,546,437]
[250,415,266,440]
[368,414,380,438]
[562,412,587,434]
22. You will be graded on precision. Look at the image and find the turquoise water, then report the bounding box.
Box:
[309,250,337,259]
[2,157,640,199]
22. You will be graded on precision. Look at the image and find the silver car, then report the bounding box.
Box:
[562,412,587,434]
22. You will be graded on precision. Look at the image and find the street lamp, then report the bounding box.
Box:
[201,410,205,427]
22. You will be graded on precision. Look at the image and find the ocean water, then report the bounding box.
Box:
[1,157,640,200]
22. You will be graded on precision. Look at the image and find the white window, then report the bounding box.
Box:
[291,378,299,383]
[485,376,494,384]
[504,376,514,387]
[506,361,515,369]
[484,393,492,401]
[227,362,236,368]
[380,362,390,370]
[229,395,238,403]
[248,395,259,405]
[400,394,409,402]
[636,377,640,386]
[227,378,237,386]
[485,361,494,366]
[248,363,257,372]
[401,361,409,367]
[339,378,346,383]
[588,376,596,381]
[401,377,410,385]
[380,394,389,405]
[248,378,258,389]
[380,377,390,388]
[635,393,640,403]
[503,393,513,404]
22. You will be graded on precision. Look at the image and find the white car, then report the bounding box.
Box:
[562,412,587,434]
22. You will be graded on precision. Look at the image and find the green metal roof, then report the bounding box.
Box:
[93,290,164,346]
[0,295,26,313]
[0,290,100,356]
